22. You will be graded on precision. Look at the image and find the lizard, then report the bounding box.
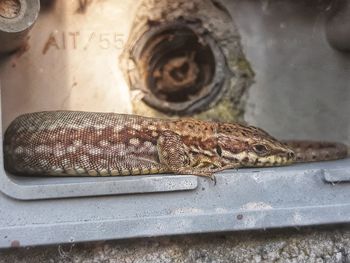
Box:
[3,111,348,179]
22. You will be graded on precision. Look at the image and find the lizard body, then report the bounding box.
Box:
[3,111,347,178]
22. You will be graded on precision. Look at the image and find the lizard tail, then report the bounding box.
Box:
[281,140,348,163]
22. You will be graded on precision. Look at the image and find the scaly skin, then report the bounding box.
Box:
[281,140,348,163]
[3,111,347,178]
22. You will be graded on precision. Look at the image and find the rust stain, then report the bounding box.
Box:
[10,240,20,247]
[75,0,93,14]
[15,36,30,58]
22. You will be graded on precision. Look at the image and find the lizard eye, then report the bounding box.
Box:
[216,145,222,157]
[253,144,268,155]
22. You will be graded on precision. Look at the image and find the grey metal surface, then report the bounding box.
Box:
[0,0,40,53]
[0,174,199,200]
[0,157,349,248]
[232,0,350,146]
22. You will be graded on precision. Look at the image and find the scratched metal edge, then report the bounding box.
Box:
[1,203,350,248]
[322,168,350,183]
[0,172,199,200]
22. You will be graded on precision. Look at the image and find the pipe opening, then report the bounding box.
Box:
[128,22,226,114]
[140,26,215,103]
[0,0,21,19]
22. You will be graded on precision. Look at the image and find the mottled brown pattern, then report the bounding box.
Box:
[3,111,348,178]
[4,111,169,176]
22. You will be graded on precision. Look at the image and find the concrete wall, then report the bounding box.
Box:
[1,226,350,262]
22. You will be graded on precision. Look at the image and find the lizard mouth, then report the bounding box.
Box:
[222,149,295,168]
[254,151,295,167]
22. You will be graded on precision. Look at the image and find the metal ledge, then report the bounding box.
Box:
[0,173,199,200]
[0,159,349,248]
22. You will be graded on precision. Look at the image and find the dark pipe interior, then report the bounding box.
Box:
[140,26,216,103]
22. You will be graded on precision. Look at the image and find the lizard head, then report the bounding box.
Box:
[216,123,295,167]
